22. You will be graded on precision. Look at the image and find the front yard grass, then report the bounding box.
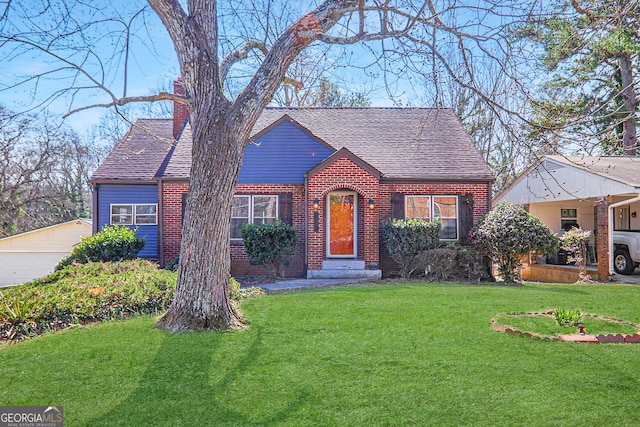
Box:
[2,282,640,426]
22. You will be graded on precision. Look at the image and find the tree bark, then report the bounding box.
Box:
[157,106,250,331]
[619,52,638,156]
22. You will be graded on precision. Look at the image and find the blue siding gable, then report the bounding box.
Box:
[238,119,335,184]
[95,184,159,259]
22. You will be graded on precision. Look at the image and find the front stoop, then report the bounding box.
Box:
[307,259,382,279]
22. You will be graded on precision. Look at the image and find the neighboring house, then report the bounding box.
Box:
[495,155,640,281]
[0,219,92,287]
[90,82,494,278]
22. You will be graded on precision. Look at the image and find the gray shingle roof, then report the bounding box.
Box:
[252,107,493,180]
[94,107,494,182]
[90,119,175,182]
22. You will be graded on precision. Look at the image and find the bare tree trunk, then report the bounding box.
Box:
[619,52,638,156]
[157,107,249,331]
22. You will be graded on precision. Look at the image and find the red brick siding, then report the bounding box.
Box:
[162,182,189,263]
[307,157,380,270]
[161,182,306,277]
[378,182,492,275]
[161,165,492,278]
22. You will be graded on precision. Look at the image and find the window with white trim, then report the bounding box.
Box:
[560,208,578,231]
[110,204,157,225]
[405,195,458,240]
[231,195,278,239]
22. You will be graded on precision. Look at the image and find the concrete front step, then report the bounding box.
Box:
[322,259,366,270]
[307,268,381,280]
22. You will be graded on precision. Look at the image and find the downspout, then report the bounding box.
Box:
[92,183,99,234]
[304,174,309,275]
[158,179,165,267]
[608,192,640,274]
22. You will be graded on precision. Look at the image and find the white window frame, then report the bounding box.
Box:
[561,208,578,231]
[110,204,157,226]
[231,195,279,240]
[405,195,459,241]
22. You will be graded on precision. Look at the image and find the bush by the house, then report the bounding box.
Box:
[421,244,490,282]
[241,221,297,277]
[56,225,145,270]
[470,201,558,284]
[383,219,441,278]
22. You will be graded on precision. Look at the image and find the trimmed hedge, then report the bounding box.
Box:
[241,221,297,277]
[383,219,441,278]
[56,225,145,270]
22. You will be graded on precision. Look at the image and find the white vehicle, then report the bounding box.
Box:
[613,231,640,275]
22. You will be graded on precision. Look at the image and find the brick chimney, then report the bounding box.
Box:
[173,77,188,140]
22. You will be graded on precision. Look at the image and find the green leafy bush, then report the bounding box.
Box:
[383,219,441,278]
[471,202,558,284]
[56,225,145,270]
[241,221,297,277]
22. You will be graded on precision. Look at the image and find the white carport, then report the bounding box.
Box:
[0,219,92,287]
[495,155,640,279]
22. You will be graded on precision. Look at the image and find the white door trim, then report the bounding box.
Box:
[326,190,357,258]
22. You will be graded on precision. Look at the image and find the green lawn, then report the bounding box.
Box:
[2,282,640,426]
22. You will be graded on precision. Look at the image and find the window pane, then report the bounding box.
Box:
[253,196,277,219]
[434,197,457,219]
[111,205,133,225]
[231,218,248,239]
[405,196,430,219]
[232,196,250,218]
[136,215,156,225]
[561,209,577,218]
[441,219,458,239]
[136,204,157,215]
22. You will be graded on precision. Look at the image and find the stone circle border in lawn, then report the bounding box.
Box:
[490,311,640,344]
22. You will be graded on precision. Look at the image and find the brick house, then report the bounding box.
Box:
[90,89,494,278]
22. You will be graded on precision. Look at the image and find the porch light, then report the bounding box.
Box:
[368,199,375,210]
[312,199,320,210]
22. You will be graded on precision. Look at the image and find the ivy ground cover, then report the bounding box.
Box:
[1,282,640,426]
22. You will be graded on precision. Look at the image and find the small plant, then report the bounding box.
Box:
[560,227,592,281]
[165,257,180,271]
[383,219,441,278]
[241,221,297,277]
[56,225,145,270]
[554,308,583,327]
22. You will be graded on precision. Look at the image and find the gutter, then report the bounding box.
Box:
[608,192,640,274]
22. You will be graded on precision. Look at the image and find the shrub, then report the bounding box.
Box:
[56,225,145,270]
[471,202,558,284]
[165,257,180,272]
[383,219,441,278]
[241,221,297,277]
[1,260,175,342]
[421,244,490,282]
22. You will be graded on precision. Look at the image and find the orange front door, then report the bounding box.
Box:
[328,192,356,257]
